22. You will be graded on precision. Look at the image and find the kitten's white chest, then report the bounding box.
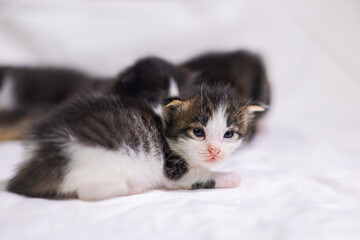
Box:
[60,142,164,200]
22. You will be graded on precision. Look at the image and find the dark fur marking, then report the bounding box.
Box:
[195,115,208,126]
[163,152,189,181]
[191,180,216,190]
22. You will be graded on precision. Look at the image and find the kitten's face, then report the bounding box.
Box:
[163,95,264,168]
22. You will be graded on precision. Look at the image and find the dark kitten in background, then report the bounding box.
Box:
[0,66,107,112]
[0,66,107,141]
[0,58,189,141]
[181,50,270,106]
[0,57,190,112]
[106,57,192,107]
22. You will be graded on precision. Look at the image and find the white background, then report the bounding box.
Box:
[0,0,359,239]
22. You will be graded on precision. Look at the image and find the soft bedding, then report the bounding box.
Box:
[0,0,359,239]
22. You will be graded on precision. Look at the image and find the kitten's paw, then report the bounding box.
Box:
[215,172,241,188]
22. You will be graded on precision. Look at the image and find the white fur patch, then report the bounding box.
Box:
[152,77,178,122]
[168,77,179,97]
[60,141,164,200]
[206,105,242,152]
[152,104,163,117]
[206,105,228,140]
[0,74,16,110]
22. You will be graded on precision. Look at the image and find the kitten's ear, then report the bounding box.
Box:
[162,97,187,122]
[246,105,266,113]
[244,103,269,113]
[161,97,183,107]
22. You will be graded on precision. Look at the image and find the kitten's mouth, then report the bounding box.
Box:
[205,157,217,163]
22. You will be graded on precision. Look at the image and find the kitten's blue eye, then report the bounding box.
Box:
[224,131,234,138]
[193,128,205,137]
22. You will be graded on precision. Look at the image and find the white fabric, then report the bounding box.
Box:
[0,0,359,239]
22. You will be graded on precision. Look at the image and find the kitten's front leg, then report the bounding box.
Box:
[188,169,241,190]
[163,157,240,190]
[212,171,241,189]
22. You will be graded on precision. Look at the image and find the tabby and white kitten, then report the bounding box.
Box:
[6,51,270,200]
[161,72,266,187]
[6,72,265,201]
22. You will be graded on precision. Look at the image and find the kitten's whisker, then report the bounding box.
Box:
[239,98,253,112]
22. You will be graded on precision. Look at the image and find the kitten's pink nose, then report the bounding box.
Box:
[208,140,221,156]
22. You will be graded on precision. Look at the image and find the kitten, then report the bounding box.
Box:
[0,57,189,113]
[0,66,108,141]
[181,50,270,104]
[106,57,191,107]
[0,57,189,141]
[6,72,264,200]
[161,72,266,184]
[0,66,107,112]
[6,51,270,200]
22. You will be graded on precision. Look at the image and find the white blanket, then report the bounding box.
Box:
[0,1,359,239]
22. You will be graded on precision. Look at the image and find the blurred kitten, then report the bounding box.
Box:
[0,66,107,141]
[0,58,189,141]
[181,50,270,106]
[0,66,110,111]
